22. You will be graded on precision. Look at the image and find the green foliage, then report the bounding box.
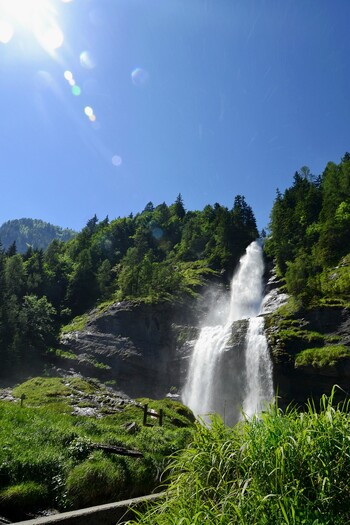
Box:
[320,255,350,300]
[267,154,350,305]
[129,390,350,525]
[61,314,89,334]
[0,378,194,511]
[0,218,76,253]
[295,345,350,367]
[275,328,324,348]
[66,455,126,509]
[0,195,258,373]
[0,482,48,511]
[51,348,78,361]
[12,377,98,410]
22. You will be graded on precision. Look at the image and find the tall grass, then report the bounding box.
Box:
[128,388,350,525]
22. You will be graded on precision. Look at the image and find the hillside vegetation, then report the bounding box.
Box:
[266,153,350,307]
[0,218,76,253]
[0,377,194,517]
[0,194,257,381]
[264,153,350,370]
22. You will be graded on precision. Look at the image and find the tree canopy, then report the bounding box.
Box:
[0,194,258,379]
[266,153,350,305]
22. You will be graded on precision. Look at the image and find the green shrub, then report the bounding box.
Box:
[66,455,126,509]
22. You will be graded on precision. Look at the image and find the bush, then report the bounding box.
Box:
[66,455,126,509]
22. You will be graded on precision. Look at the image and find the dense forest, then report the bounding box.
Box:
[0,194,257,378]
[266,153,350,306]
[0,218,76,253]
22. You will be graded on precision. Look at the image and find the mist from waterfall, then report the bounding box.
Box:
[182,240,273,425]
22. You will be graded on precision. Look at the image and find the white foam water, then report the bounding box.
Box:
[182,240,273,424]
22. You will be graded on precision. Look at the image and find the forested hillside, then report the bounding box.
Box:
[0,194,257,380]
[266,153,350,306]
[0,218,76,253]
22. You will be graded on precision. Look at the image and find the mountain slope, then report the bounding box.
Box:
[0,218,76,253]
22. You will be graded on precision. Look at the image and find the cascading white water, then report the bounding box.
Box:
[242,316,274,417]
[182,240,273,424]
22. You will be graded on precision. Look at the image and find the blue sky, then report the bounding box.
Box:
[0,0,349,232]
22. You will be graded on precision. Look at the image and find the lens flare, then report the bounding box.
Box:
[112,155,122,167]
[64,70,73,81]
[0,0,64,52]
[152,227,164,240]
[37,24,64,51]
[0,19,14,44]
[80,50,96,69]
[84,106,94,117]
[131,67,149,86]
[72,85,81,96]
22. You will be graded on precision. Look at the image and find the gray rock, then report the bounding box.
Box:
[60,300,200,399]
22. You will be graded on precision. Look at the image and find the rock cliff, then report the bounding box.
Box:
[264,282,350,409]
[59,299,201,399]
[59,268,350,409]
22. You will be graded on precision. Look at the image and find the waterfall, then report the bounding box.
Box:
[242,316,274,417]
[182,240,273,425]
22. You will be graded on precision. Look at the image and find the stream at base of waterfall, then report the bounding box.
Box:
[182,241,274,425]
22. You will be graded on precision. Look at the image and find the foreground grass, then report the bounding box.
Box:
[128,388,350,525]
[0,378,194,514]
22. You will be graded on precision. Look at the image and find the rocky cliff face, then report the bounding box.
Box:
[59,266,350,409]
[60,299,201,399]
[264,284,350,409]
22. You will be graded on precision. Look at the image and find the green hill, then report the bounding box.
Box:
[0,218,76,253]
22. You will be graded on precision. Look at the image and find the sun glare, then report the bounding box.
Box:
[0,0,64,51]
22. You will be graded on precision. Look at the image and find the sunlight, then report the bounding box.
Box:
[0,0,64,51]
[0,18,13,43]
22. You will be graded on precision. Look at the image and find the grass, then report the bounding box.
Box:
[128,388,350,525]
[12,377,99,412]
[0,482,48,511]
[66,454,126,509]
[0,377,194,513]
[273,296,302,318]
[277,327,324,344]
[60,314,89,334]
[295,345,350,367]
[320,256,350,300]
[50,348,112,371]
[50,348,78,361]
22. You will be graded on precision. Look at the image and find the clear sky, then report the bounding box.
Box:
[0,0,349,232]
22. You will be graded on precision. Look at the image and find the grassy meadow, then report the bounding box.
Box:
[0,377,194,516]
